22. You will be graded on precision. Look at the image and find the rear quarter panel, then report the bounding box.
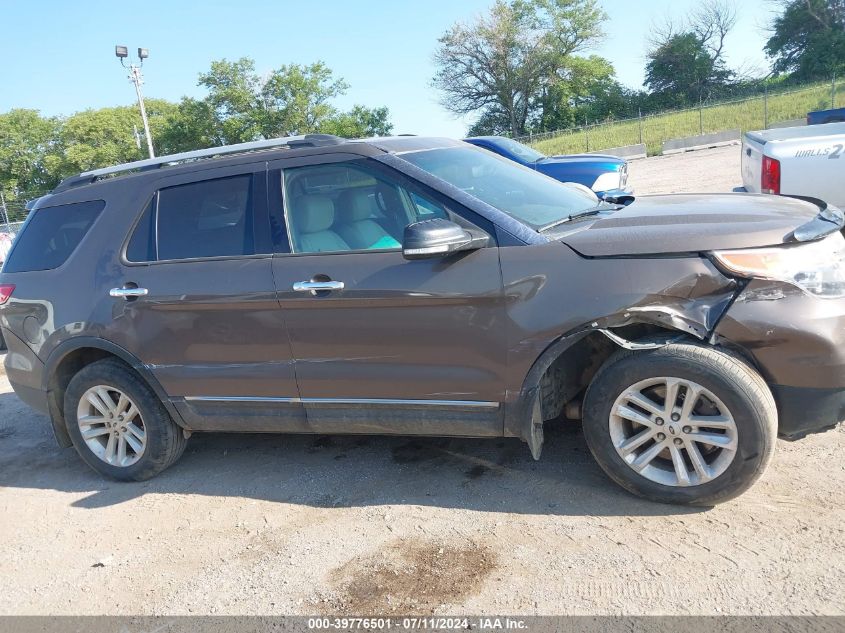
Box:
[0,178,148,366]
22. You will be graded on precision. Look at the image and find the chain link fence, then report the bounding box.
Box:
[0,221,19,266]
[1,187,52,231]
[0,221,24,236]
[518,77,841,156]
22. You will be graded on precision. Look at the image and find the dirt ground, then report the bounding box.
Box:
[2,145,844,617]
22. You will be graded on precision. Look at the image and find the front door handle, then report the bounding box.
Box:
[110,287,149,299]
[292,281,344,292]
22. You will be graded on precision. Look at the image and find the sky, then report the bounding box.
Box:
[0,0,776,137]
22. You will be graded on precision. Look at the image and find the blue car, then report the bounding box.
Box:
[807,107,845,125]
[464,136,630,197]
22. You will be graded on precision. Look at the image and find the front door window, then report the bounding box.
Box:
[282,162,449,254]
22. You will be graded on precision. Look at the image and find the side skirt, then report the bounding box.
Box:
[173,397,503,437]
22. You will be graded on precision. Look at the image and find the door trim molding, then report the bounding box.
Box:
[184,396,500,409]
[184,396,300,403]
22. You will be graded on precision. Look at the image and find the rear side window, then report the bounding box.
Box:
[3,200,104,273]
[157,175,254,261]
[126,175,256,262]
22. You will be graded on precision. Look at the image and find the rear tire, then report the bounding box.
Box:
[582,342,777,506]
[64,359,187,481]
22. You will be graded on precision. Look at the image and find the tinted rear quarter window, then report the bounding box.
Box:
[125,198,156,262]
[2,200,104,273]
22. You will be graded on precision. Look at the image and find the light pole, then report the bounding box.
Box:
[115,45,155,158]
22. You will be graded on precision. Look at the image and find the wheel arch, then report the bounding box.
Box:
[505,323,703,456]
[43,337,187,448]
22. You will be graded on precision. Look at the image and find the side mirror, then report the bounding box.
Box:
[402,218,488,260]
[596,188,635,205]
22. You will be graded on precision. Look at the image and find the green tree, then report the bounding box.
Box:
[198,57,263,143]
[539,55,636,130]
[765,0,845,79]
[320,105,393,138]
[645,32,733,108]
[0,109,61,203]
[256,61,348,137]
[155,97,222,154]
[46,99,178,177]
[0,59,391,200]
[466,109,515,137]
[466,55,638,135]
[433,0,606,137]
[185,58,391,146]
[644,0,737,108]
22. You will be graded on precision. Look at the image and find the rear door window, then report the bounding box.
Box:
[126,174,260,263]
[125,198,157,263]
[156,175,254,261]
[2,200,104,273]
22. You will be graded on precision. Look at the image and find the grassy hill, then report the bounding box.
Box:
[528,81,843,157]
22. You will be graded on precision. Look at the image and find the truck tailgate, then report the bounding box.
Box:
[741,134,764,194]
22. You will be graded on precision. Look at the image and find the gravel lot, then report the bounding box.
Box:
[629,143,742,195]
[1,145,844,617]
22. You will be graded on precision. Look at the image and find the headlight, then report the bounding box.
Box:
[592,171,622,192]
[712,233,845,299]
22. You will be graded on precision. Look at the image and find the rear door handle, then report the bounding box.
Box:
[292,281,344,292]
[110,287,149,299]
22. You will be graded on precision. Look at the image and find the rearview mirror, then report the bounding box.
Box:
[402,218,488,260]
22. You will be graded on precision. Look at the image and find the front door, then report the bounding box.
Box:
[269,156,507,436]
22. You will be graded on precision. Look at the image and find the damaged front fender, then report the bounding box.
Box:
[499,240,741,448]
[572,265,739,341]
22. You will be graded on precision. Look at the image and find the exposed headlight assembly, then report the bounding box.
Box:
[712,233,845,299]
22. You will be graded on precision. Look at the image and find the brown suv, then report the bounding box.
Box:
[1,135,843,505]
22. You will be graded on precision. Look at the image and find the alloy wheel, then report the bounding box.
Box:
[608,377,738,487]
[76,385,147,467]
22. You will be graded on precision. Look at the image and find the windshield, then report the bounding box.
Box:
[488,138,545,163]
[401,146,599,228]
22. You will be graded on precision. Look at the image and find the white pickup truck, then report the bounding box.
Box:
[741,122,845,209]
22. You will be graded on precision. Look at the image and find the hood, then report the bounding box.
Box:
[546,153,625,162]
[540,153,625,165]
[559,193,824,257]
[536,154,626,190]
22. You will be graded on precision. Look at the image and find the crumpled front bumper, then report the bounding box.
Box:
[714,280,845,439]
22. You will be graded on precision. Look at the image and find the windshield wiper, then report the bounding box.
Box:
[537,203,620,233]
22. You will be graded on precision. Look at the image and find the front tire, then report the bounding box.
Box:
[582,342,777,506]
[64,359,187,481]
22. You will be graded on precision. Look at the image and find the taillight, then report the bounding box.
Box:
[761,156,781,195]
[0,284,14,305]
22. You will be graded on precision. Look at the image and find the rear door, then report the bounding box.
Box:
[108,163,305,432]
[268,155,508,437]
